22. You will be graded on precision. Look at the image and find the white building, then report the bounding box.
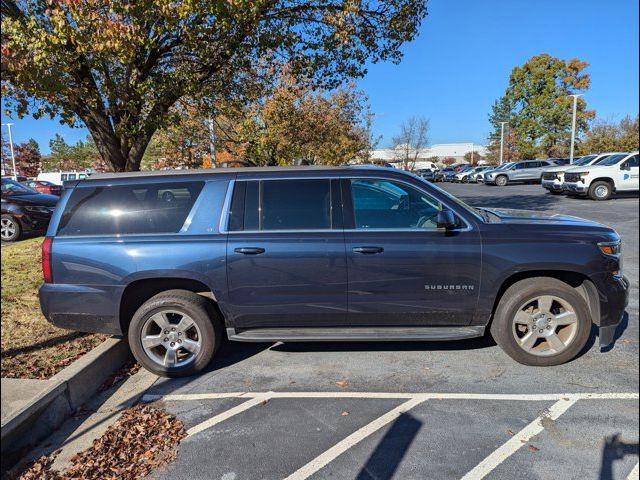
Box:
[368,143,489,169]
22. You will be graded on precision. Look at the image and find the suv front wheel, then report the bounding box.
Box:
[588,180,613,201]
[490,277,591,366]
[128,290,221,377]
[494,175,508,187]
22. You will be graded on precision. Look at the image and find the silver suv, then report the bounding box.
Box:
[484,160,556,186]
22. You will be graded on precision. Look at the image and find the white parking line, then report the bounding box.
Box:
[186,393,272,437]
[460,397,579,480]
[284,395,429,480]
[142,391,639,402]
[628,462,640,480]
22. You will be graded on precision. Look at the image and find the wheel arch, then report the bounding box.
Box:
[119,276,226,335]
[489,270,599,327]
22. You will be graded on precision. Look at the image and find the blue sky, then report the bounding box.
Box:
[2,0,639,153]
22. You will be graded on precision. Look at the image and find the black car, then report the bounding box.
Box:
[1,178,58,242]
[39,166,628,377]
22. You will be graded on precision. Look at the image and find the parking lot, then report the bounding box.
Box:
[137,183,638,480]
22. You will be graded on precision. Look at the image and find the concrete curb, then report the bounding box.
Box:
[0,337,131,458]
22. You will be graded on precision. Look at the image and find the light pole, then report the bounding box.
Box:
[568,94,583,164]
[499,122,507,164]
[1,123,17,180]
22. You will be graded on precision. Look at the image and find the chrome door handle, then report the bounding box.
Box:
[234,247,266,255]
[352,246,384,254]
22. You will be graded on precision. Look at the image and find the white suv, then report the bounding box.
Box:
[563,152,639,200]
[541,153,622,194]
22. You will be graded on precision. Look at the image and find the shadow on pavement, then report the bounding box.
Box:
[356,413,422,480]
[600,312,630,353]
[462,192,561,211]
[599,434,639,480]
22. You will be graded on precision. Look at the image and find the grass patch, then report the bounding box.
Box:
[1,238,106,379]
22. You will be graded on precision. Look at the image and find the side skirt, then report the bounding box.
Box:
[226,326,486,343]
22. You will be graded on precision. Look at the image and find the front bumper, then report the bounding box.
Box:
[541,180,564,192]
[17,211,52,234]
[597,275,630,348]
[564,182,588,194]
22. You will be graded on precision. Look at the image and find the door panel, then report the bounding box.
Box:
[227,232,347,328]
[346,230,482,326]
[618,155,639,191]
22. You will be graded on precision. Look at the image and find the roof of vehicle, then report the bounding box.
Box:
[84,165,406,182]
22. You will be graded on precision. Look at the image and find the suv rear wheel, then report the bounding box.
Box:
[128,290,221,377]
[588,180,613,201]
[495,175,508,187]
[490,278,591,366]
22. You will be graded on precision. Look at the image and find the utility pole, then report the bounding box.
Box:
[207,116,217,168]
[1,123,17,179]
[499,122,507,165]
[568,94,583,164]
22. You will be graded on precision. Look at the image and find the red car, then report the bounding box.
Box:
[25,180,64,196]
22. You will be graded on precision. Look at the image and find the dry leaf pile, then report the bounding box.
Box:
[17,405,186,480]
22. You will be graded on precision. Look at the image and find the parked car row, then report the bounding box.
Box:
[541,151,639,201]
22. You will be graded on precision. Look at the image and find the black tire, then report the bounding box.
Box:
[495,175,508,187]
[128,289,221,377]
[490,277,592,366]
[462,176,470,183]
[1,214,22,242]
[588,180,613,201]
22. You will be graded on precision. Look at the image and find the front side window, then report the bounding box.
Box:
[623,154,639,168]
[228,179,333,231]
[350,178,444,230]
[57,182,204,236]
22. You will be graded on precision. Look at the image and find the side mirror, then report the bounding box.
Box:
[437,209,457,230]
[620,163,630,171]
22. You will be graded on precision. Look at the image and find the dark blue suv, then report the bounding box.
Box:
[39,166,629,376]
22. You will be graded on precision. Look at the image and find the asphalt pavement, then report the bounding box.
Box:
[142,183,639,480]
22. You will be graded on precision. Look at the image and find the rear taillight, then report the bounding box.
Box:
[42,237,53,283]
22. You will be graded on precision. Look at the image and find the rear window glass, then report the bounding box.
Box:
[228,179,333,231]
[57,182,204,236]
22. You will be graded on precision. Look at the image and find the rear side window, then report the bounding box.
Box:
[57,182,204,236]
[228,179,334,231]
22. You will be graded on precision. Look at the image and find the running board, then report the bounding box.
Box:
[226,326,485,342]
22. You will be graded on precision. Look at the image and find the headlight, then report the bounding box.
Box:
[573,171,590,178]
[598,241,622,255]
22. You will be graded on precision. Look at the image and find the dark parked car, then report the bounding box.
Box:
[39,166,628,377]
[25,180,64,196]
[1,178,58,242]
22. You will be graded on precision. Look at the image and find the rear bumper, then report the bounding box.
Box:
[39,283,124,335]
[597,275,630,348]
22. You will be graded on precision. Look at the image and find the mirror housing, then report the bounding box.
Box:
[620,163,630,171]
[437,209,457,230]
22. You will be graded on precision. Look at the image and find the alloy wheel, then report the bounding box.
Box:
[141,310,202,368]
[511,295,579,357]
[1,217,17,241]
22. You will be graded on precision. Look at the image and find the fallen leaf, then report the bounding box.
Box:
[528,445,540,453]
[335,380,350,388]
[341,411,350,416]
[507,430,515,436]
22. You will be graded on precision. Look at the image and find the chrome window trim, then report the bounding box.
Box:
[220,175,475,234]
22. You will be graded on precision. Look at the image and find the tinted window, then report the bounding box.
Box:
[228,179,332,231]
[598,154,628,166]
[57,182,204,236]
[350,179,444,230]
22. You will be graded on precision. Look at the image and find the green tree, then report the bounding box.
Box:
[2,0,427,172]
[42,134,103,171]
[488,54,595,159]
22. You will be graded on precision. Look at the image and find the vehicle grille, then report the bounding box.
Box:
[564,173,581,183]
[542,172,557,181]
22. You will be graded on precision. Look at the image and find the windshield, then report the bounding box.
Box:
[1,179,37,195]
[574,155,597,166]
[597,153,628,166]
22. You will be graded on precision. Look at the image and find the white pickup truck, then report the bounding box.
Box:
[563,151,639,200]
[541,152,621,194]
